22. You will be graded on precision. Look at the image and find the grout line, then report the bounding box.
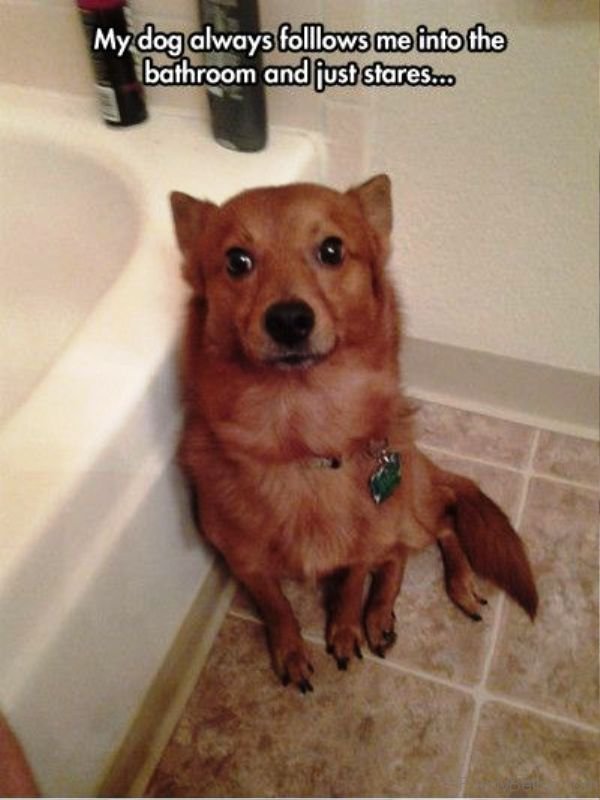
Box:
[420,442,525,474]
[230,607,474,694]
[302,629,478,696]
[230,603,600,737]
[228,607,262,626]
[423,440,599,493]
[516,428,541,526]
[456,596,504,797]
[480,689,600,735]
[344,648,475,696]
[457,428,540,796]
[528,471,600,493]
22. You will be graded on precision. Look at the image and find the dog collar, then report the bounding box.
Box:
[309,456,342,470]
[307,439,402,504]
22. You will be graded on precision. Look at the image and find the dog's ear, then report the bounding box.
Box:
[347,174,392,241]
[169,191,217,289]
[170,191,216,252]
[347,175,392,298]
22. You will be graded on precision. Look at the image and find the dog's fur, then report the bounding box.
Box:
[170,175,538,691]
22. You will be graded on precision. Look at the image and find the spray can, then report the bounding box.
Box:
[199,0,267,151]
[77,0,147,127]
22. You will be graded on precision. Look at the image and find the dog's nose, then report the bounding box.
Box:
[264,300,315,348]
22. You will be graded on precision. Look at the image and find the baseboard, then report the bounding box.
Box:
[402,337,599,441]
[97,558,236,798]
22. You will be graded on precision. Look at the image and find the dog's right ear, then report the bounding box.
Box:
[169,191,217,288]
[170,191,216,253]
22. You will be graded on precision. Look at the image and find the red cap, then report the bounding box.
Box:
[77,0,126,10]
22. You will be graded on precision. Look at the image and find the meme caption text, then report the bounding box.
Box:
[94,22,509,91]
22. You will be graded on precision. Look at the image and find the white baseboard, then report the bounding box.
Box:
[98,558,236,798]
[402,337,599,441]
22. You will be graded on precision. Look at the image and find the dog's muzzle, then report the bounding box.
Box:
[264,300,315,349]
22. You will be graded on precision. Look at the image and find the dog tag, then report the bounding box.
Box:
[369,450,401,504]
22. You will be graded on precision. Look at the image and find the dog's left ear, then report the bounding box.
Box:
[347,174,392,241]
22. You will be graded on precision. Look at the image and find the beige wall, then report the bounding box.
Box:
[315,0,599,376]
[1,0,597,375]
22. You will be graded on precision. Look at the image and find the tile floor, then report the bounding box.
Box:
[145,401,599,797]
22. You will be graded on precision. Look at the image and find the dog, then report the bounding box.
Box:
[170,175,538,692]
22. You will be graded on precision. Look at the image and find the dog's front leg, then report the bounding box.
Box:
[325,565,369,670]
[238,572,314,692]
[364,546,408,657]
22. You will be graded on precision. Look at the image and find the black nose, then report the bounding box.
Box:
[264,300,315,348]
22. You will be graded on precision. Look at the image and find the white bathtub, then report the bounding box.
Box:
[0,85,321,796]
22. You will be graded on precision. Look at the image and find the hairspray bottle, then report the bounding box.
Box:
[199,0,267,151]
[77,0,147,126]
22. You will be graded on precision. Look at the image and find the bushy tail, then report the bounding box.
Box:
[450,477,538,619]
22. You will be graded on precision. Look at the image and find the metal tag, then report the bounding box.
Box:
[369,450,402,504]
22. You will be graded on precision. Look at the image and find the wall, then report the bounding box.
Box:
[1,0,597,428]
[322,1,599,377]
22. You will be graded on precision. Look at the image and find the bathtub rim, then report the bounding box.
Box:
[0,83,324,590]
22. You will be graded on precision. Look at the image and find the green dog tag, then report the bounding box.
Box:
[369,451,402,504]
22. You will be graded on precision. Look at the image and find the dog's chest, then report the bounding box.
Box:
[254,457,394,578]
[196,366,406,576]
[219,367,396,463]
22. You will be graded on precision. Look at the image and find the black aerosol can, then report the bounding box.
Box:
[77,0,147,126]
[199,0,267,151]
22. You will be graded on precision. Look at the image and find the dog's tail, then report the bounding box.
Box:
[447,474,538,619]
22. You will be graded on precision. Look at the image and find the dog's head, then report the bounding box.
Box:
[170,175,393,370]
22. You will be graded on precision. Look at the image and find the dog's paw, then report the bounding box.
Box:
[365,605,397,658]
[446,574,488,622]
[274,641,315,693]
[326,623,364,670]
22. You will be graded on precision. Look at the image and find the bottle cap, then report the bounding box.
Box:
[77,0,125,10]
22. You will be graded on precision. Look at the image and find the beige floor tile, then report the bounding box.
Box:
[488,478,599,724]
[145,616,474,798]
[144,409,598,798]
[387,454,524,684]
[465,702,600,797]
[414,401,536,467]
[422,449,524,520]
[386,546,498,684]
[534,430,599,487]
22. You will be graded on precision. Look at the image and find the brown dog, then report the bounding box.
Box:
[170,175,537,692]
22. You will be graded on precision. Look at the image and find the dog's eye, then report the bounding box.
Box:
[318,236,344,266]
[226,247,254,278]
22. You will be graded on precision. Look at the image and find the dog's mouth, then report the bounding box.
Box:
[252,299,337,370]
[266,351,327,370]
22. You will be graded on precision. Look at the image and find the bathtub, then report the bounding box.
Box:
[0,85,321,796]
